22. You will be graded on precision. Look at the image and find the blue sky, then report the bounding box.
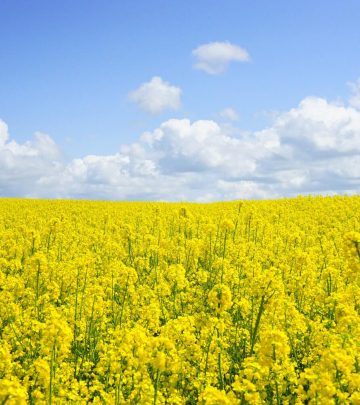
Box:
[1,0,360,200]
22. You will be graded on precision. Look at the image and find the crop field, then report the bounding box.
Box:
[0,196,360,404]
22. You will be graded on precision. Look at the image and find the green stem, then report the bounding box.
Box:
[250,296,265,355]
[49,343,56,405]
[204,327,217,378]
[217,326,224,390]
[153,369,160,405]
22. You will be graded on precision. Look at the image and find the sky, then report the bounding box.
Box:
[1,0,360,201]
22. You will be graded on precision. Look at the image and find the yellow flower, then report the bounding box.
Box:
[0,378,28,404]
[199,386,233,404]
[208,284,232,314]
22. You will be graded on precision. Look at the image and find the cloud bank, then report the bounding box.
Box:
[1,80,360,201]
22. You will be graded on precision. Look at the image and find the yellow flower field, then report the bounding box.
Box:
[0,196,360,404]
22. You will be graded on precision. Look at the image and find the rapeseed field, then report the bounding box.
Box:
[0,196,360,404]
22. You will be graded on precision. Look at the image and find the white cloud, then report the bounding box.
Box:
[140,118,277,177]
[0,119,9,146]
[0,125,61,197]
[267,96,360,153]
[192,41,250,74]
[219,108,239,121]
[2,77,360,201]
[129,76,182,115]
[216,179,274,200]
[349,78,360,109]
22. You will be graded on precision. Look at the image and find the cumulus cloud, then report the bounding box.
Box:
[0,121,61,197]
[349,78,360,109]
[219,108,239,121]
[0,119,9,146]
[261,97,360,155]
[192,41,250,74]
[2,78,360,200]
[129,76,182,115]
[139,118,277,177]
